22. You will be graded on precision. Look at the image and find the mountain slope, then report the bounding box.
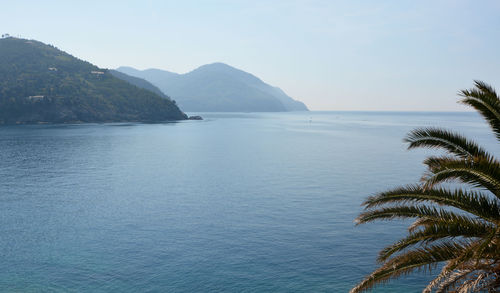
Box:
[109,69,170,100]
[0,37,187,124]
[118,66,180,87]
[116,63,308,112]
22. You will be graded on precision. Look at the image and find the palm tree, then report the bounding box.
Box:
[351,81,500,293]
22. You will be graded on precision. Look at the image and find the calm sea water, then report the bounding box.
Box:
[0,111,495,292]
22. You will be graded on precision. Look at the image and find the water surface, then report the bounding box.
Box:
[0,111,493,292]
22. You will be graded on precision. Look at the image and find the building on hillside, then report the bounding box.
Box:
[27,95,44,101]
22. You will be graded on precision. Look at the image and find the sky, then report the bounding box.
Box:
[1,0,500,111]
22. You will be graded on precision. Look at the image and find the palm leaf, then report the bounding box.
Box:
[422,156,500,197]
[351,82,500,292]
[459,80,500,141]
[405,127,490,159]
[350,242,467,293]
[362,185,500,222]
[378,221,494,262]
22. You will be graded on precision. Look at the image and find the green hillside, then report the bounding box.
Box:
[0,37,187,124]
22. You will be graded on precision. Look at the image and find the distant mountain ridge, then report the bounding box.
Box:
[109,70,170,100]
[0,37,186,123]
[117,63,308,112]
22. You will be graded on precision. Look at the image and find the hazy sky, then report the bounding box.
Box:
[1,0,500,111]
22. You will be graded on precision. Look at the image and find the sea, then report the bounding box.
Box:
[0,111,495,292]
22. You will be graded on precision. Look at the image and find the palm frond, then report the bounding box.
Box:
[423,156,500,197]
[405,127,491,159]
[435,269,475,293]
[362,185,500,222]
[350,242,466,293]
[378,221,493,262]
[424,261,465,293]
[459,80,500,141]
[357,205,489,225]
[352,81,500,292]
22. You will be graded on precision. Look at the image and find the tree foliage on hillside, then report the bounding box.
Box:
[0,37,186,123]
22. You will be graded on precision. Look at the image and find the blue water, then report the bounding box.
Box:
[0,111,495,292]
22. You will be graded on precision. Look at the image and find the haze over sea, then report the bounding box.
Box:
[0,111,494,292]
